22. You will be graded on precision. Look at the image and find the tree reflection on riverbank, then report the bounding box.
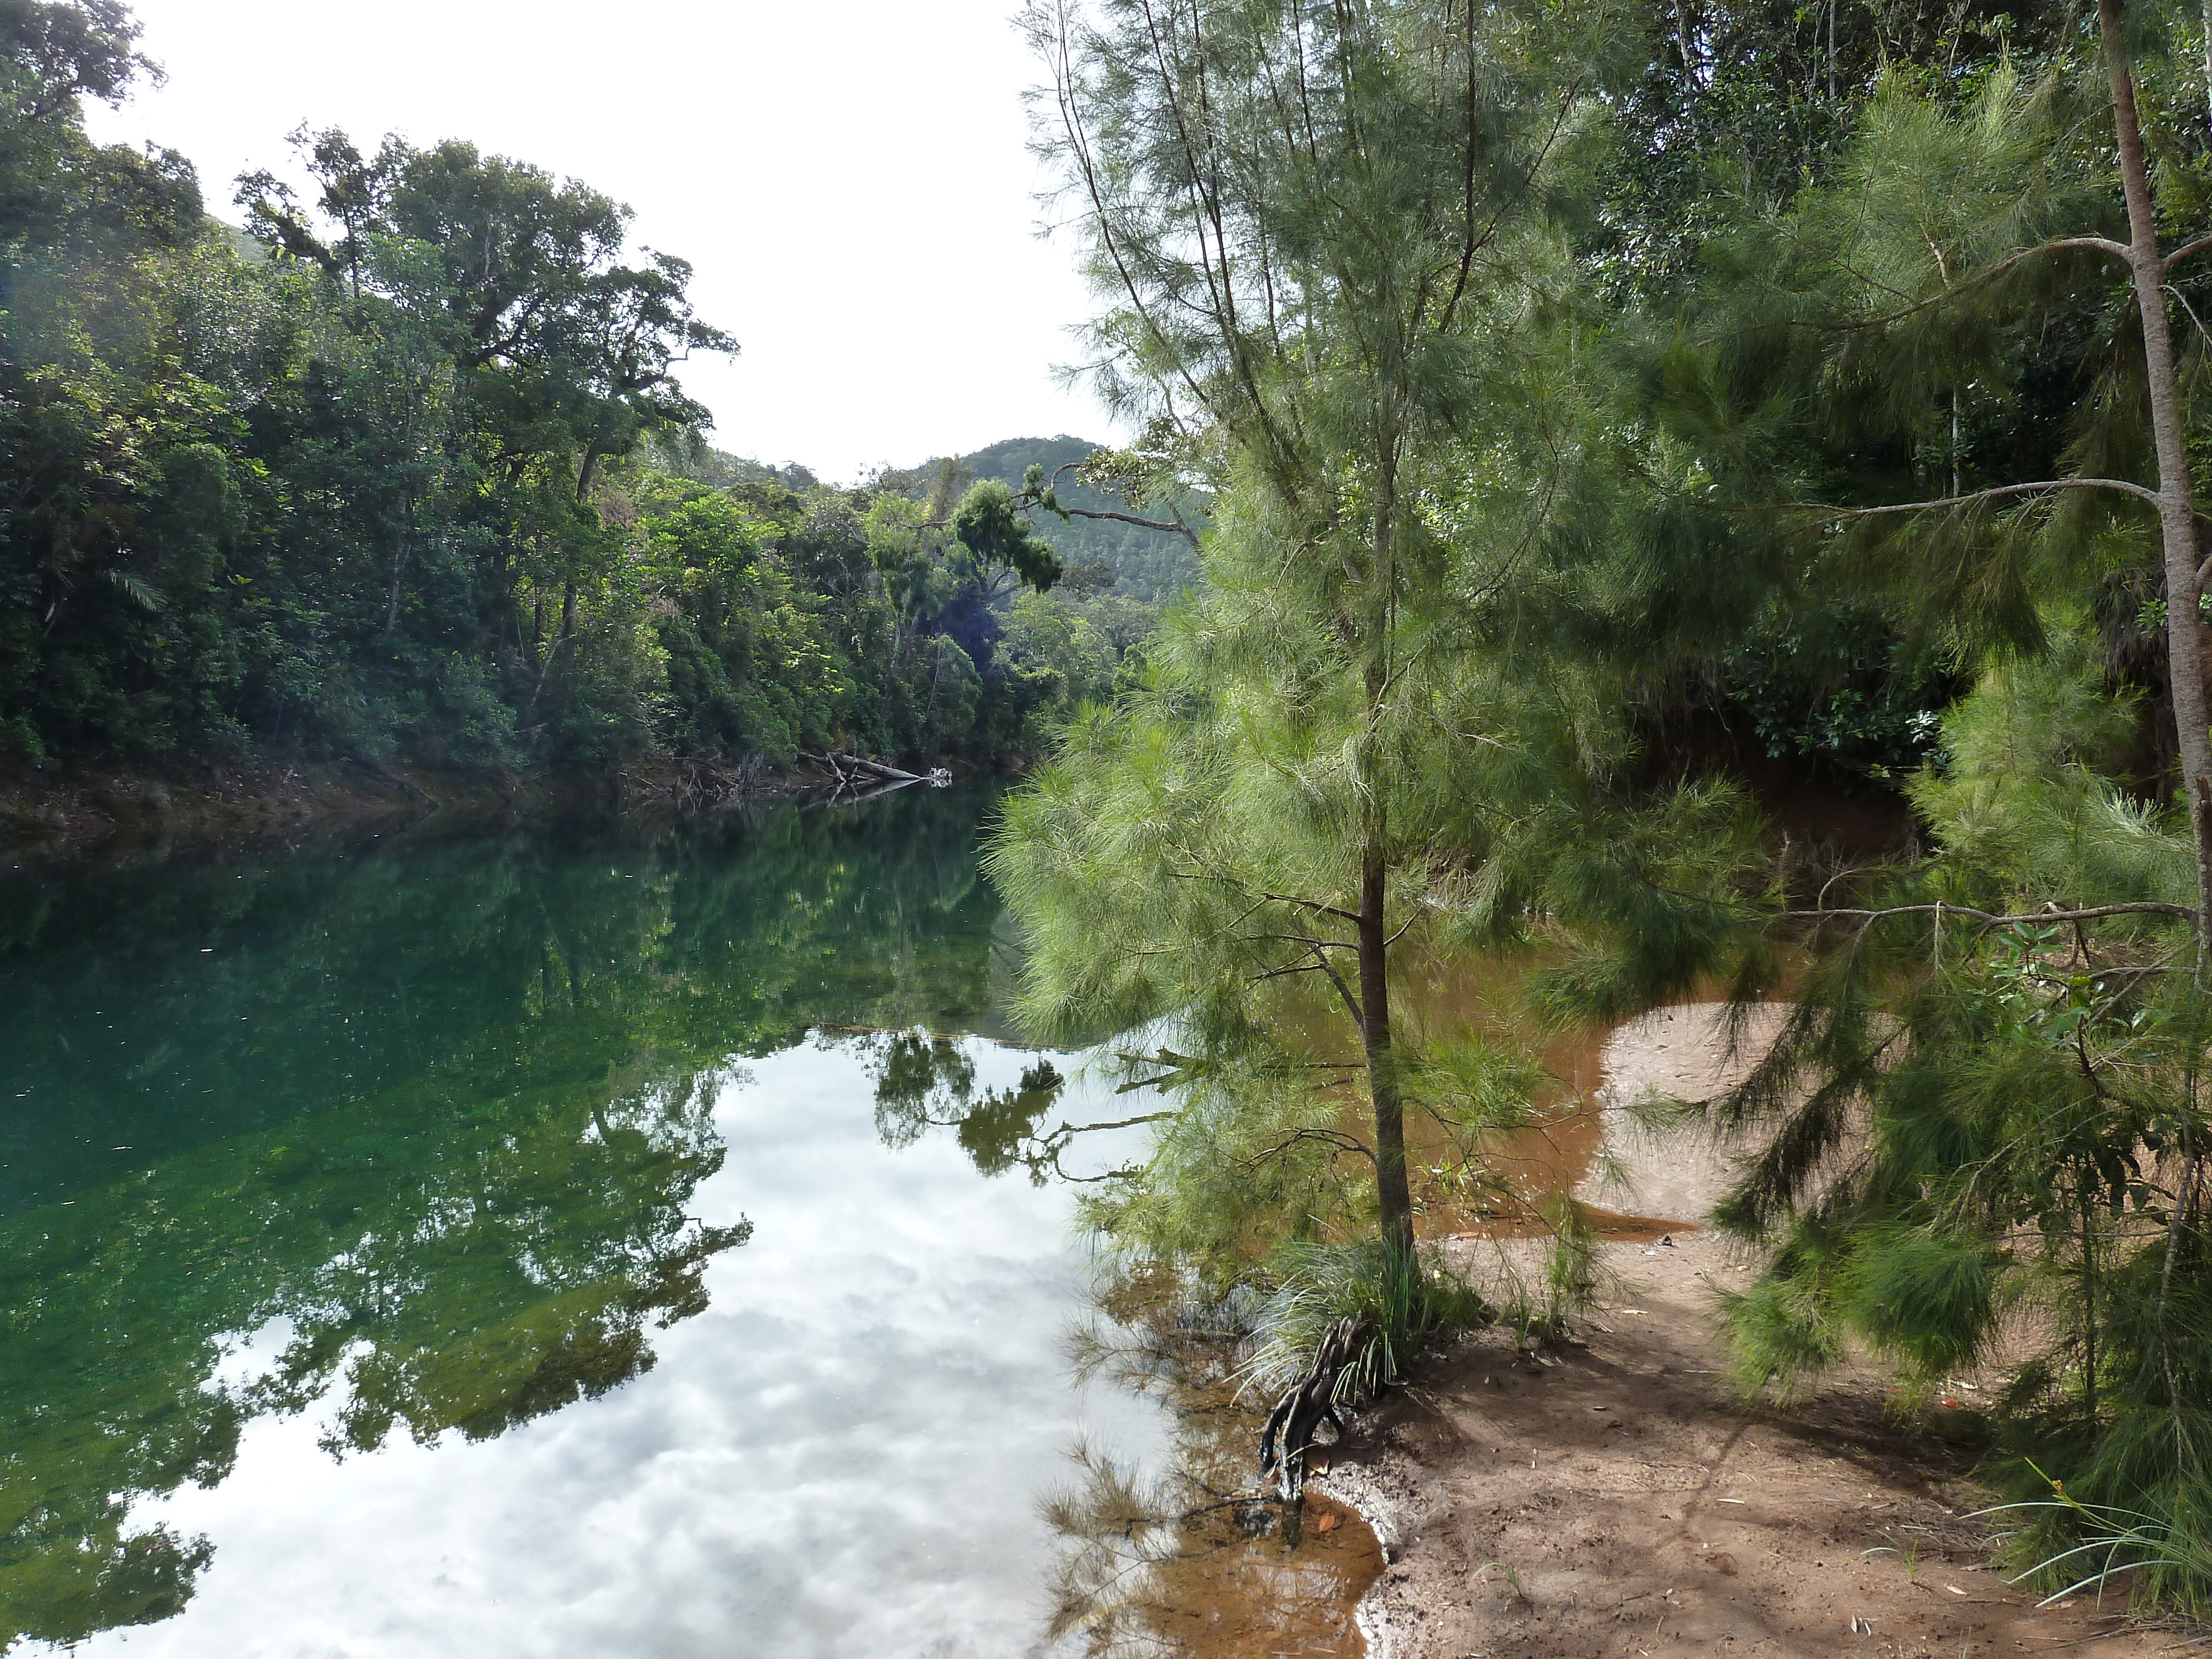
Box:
[860,1026,1384,1657]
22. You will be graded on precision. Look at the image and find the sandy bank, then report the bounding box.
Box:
[1313,1003,2202,1659]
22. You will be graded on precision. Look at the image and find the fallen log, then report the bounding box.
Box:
[828,749,923,784]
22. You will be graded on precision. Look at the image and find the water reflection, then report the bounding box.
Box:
[0,786,1380,1657]
[1046,1272,1381,1657]
[866,1044,1381,1655]
[0,787,1006,1650]
[870,1034,1070,1181]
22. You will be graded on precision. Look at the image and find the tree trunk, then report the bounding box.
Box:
[385,499,411,635]
[2104,0,2212,961]
[1359,828,1414,1259]
[2201,0,2212,134]
[1359,457,1414,1261]
[525,581,577,724]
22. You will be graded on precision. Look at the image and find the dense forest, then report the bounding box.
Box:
[15,0,2212,1621]
[0,6,1186,782]
[990,0,2212,1614]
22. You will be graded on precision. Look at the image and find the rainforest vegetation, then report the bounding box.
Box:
[0,3,1192,782]
[13,0,2212,1620]
[987,0,2212,1612]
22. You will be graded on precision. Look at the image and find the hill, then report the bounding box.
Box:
[956,437,1202,607]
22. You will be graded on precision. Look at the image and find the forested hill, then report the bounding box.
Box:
[956,437,1201,606]
[0,3,1151,792]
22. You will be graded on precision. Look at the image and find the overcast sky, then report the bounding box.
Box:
[81,0,1115,484]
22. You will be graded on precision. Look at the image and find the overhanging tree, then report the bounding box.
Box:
[999,0,1636,1261]
[1696,7,2212,955]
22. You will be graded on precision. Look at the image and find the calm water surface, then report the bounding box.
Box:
[0,786,1215,1657]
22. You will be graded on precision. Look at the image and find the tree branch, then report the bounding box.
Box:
[1257,891,1363,925]
[1240,1126,1376,1168]
[1793,901,2197,926]
[1787,477,2163,519]
[1306,942,1364,1027]
[1041,461,1203,550]
[2164,231,2212,272]
[1819,236,2132,330]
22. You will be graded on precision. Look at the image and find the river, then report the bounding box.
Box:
[0,785,1374,1657]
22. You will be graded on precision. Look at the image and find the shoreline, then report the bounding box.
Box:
[0,754,978,867]
[1321,1004,2201,1659]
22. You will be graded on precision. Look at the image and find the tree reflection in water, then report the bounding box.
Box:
[864,1042,1381,1657]
[1041,1269,1383,1657]
[869,1032,1078,1181]
[0,784,1005,1649]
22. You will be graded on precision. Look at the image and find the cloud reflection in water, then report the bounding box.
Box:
[87,1040,1165,1659]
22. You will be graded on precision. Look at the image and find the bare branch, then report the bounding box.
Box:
[1040,461,1203,550]
[1247,960,1327,985]
[1256,891,1363,925]
[1240,1126,1377,1167]
[1793,901,2197,926]
[2164,231,2212,271]
[1305,941,1364,1026]
[1786,478,2162,519]
[1818,236,2132,330]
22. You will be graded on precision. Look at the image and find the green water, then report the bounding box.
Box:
[0,786,1157,1656]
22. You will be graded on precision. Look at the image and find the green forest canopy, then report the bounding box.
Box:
[17,0,2212,1617]
[0,4,1180,781]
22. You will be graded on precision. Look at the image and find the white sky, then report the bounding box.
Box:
[81,0,1116,484]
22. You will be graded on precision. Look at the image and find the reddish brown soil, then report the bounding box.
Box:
[1319,1231,2204,1659]
[1297,1004,2206,1659]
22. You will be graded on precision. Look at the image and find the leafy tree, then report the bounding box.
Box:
[1,3,1136,785]
[1662,12,2212,946]
[998,0,1644,1259]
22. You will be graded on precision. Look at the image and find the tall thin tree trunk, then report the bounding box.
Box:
[385,500,412,634]
[2104,0,2212,961]
[1359,823,1413,1260]
[525,581,576,724]
[2081,1181,2101,1424]
[1360,460,1414,1261]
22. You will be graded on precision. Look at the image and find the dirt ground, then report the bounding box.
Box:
[1310,1004,2209,1659]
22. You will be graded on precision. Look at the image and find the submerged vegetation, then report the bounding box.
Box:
[989,0,2212,1615]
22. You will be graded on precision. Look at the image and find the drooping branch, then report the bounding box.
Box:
[1303,941,1365,1025]
[1035,462,1202,549]
[1792,900,2198,926]
[1025,1110,1176,1185]
[1786,477,2163,518]
[1256,890,1364,925]
[1240,1126,1377,1168]
[1815,236,2132,330]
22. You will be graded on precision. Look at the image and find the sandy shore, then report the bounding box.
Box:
[1313,1003,2204,1659]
